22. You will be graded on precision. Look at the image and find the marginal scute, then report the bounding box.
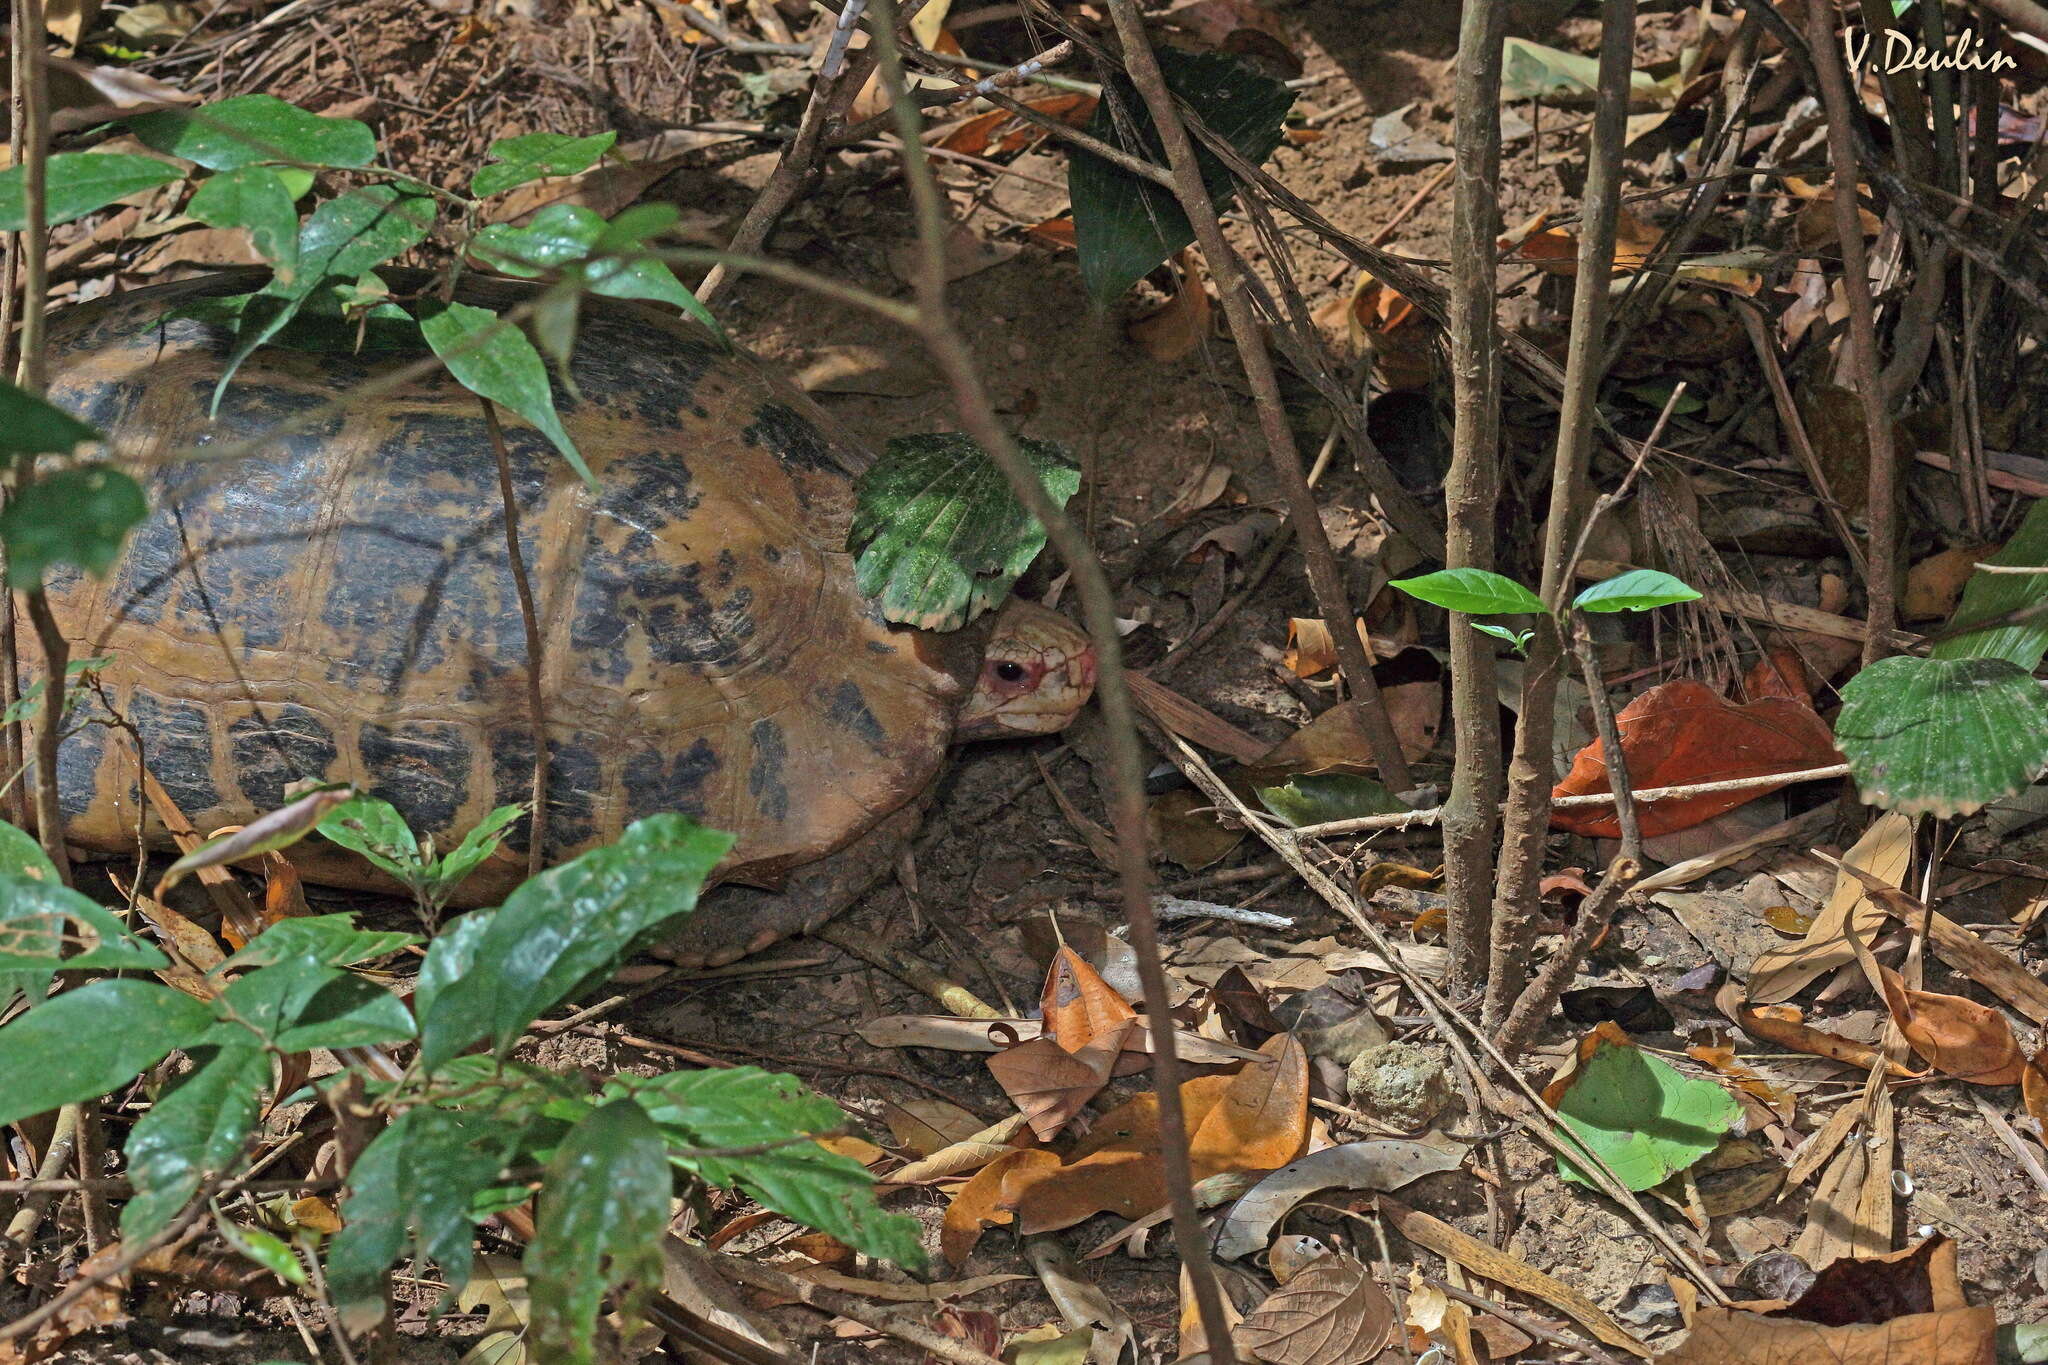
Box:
[34,270,975,905]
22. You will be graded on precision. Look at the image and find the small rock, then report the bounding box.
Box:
[1615,1282,1682,1326]
[1345,1040,1451,1130]
[1738,1250,1816,1303]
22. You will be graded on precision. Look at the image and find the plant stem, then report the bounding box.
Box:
[480,400,549,881]
[1802,0,1899,666]
[1485,0,1635,1029]
[1439,0,1509,992]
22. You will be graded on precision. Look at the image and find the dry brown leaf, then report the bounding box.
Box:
[2022,1043,2048,1138]
[1149,786,1247,872]
[489,155,692,224]
[1025,216,1076,249]
[1749,815,1914,1002]
[941,1147,1059,1267]
[0,1241,128,1363]
[1718,982,1917,1078]
[1042,944,1137,1053]
[1793,1069,1894,1268]
[1178,1261,1245,1361]
[881,1099,985,1157]
[1655,1306,1995,1363]
[1874,965,2026,1084]
[937,93,1096,156]
[1014,1074,1245,1234]
[1235,1253,1394,1365]
[1903,544,1999,621]
[1787,176,1881,249]
[1129,249,1213,361]
[1826,859,2048,1024]
[986,1025,1132,1142]
[1254,688,1434,776]
[883,1112,1033,1185]
[1189,1033,1310,1178]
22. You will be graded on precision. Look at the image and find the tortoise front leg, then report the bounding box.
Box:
[655,795,929,968]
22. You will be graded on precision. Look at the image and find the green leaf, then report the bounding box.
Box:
[0,873,170,974]
[217,954,416,1054]
[414,907,494,1030]
[187,166,300,281]
[1932,496,2048,670]
[1472,622,1532,654]
[0,153,183,231]
[526,1100,670,1365]
[418,816,732,1069]
[1836,655,2048,818]
[1389,568,1548,617]
[128,94,376,171]
[1552,1032,1738,1191]
[317,794,422,882]
[220,913,420,970]
[419,298,591,490]
[214,1216,307,1286]
[211,185,437,407]
[434,805,526,892]
[327,1106,521,1321]
[849,433,1080,631]
[1068,50,1292,304]
[0,826,60,1006]
[1255,773,1408,828]
[0,380,101,458]
[1570,569,1701,614]
[622,1069,923,1265]
[470,131,617,199]
[1619,381,1704,414]
[0,980,215,1126]
[122,1043,270,1242]
[0,464,148,589]
[1500,36,1663,104]
[472,204,724,341]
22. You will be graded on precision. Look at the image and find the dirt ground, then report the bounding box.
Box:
[18,0,2048,1359]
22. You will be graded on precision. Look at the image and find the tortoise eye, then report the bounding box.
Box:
[993,660,1028,684]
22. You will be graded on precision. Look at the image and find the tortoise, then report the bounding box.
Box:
[30,271,1096,966]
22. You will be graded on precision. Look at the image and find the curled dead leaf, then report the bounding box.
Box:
[1873,965,2026,1085]
[1128,249,1212,362]
[941,1147,1059,1267]
[1235,1253,1395,1365]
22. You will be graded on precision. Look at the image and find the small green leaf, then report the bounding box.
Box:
[1255,773,1408,827]
[1501,36,1662,104]
[0,381,101,458]
[621,1069,922,1264]
[1619,381,1704,414]
[1472,622,1532,654]
[849,433,1080,631]
[594,203,680,250]
[1069,50,1292,304]
[1389,568,1548,617]
[1552,1032,1739,1191]
[470,131,618,200]
[1570,569,1701,614]
[274,167,316,200]
[1836,655,2048,818]
[318,794,422,882]
[0,464,148,588]
[471,205,725,345]
[128,94,376,171]
[157,783,355,897]
[418,816,731,1069]
[220,913,420,970]
[526,1100,670,1365]
[187,166,300,280]
[217,954,416,1054]
[123,1043,270,1242]
[0,980,215,1126]
[1932,496,2048,671]
[0,153,183,231]
[214,1215,307,1285]
[433,805,526,892]
[327,1106,521,1322]
[419,299,591,490]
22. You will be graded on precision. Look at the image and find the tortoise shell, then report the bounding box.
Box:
[35,271,977,903]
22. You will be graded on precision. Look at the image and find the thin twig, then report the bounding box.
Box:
[0,1104,80,1279]
[1802,0,1899,665]
[715,1255,1006,1365]
[480,400,549,880]
[1483,0,1635,1029]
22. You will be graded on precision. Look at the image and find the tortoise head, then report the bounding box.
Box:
[955,600,1097,739]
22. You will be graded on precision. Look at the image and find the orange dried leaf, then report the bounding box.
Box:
[938,93,1097,156]
[1718,982,1917,1078]
[1188,1032,1310,1178]
[1551,680,1843,839]
[940,1147,1058,1266]
[1874,965,2026,1085]
[1127,249,1211,362]
[2023,1044,2048,1138]
[1041,945,1136,1053]
[1025,217,1076,250]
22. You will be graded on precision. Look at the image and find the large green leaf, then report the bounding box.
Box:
[1932,497,2048,670]
[220,913,419,970]
[470,131,617,199]
[121,1042,271,1242]
[419,299,591,490]
[0,380,101,458]
[1390,568,1548,617]
[1552,1032,1739,1191]
[0,825,61,1006]
[526,1100,670,1365]
[0,980,215,1126]
[849,433,1080,631]
[417,816,732,1069]
[216,953,416,1054]
[0,153,183,231]
[326,1106,521,1323]
[621,1069,922,1265]
[317,793,422,882]
[187,166,300,281]
[1255,774,1408,828]
[128,94,375,171]
[470,202,722,338]
[1571,569,1701,614]
[0,464,148,588]
[0,873,170,974]
[1068,50,1292,305]
[1836,655,2048,818]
